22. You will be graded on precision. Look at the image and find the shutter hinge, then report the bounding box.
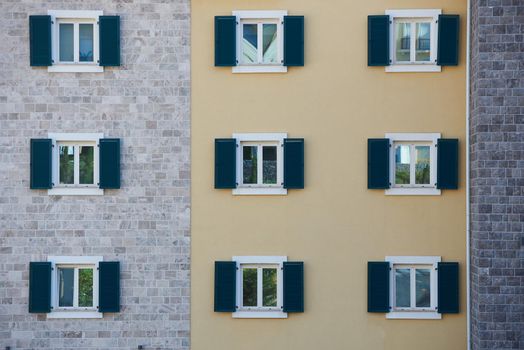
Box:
[236,21,239,25]
[51,183,55,186]
[51,60,54,63]
[51,21,54,24]
[389,21,392,24]
[97,182,100,186]
[235,305,239,309]
[236,60,239,64]
[97,305,99,308]
[97,60,100,64]
[97,267,99,270]
[281,59,284,64]
[97,21,100,25]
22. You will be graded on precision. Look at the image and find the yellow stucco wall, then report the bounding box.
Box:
[191,0,467,349]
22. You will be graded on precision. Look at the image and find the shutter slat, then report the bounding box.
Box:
[283,138,304,189]
[29,15,52,66]
[214,261,236,312]
[368,15,390,66]
[283,262,304,313]
[99,138,121,189]
[283,16,304,66]
[437,138,459,189]
[215,139,237,189]
[99,16,120,66]
[367,138,390,189]
[30,139,52,189]
[438,262,459,313]
[437,15,460,66]
[215,16,237,66]
[368,261,390,312]
[98,261,120,312]
[29,262,52,313]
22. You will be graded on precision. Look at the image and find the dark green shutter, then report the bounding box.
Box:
[99,16,120,66]
[29,15,52,66]
[215,139,237,189]
[437,15,460,66]
[283,262,304,313]
[284,138,304,189]
[368,15,390,66]
[368,262,390,312]
[214,261,236,312]
[438,262,459,313]
[30,139,52,189]
[283,16,304,66]
[368,138,390,189]
[437,138,459,189]
[29,262,52,313]
[215,16,236,66]
[99,138,121,189]
[98,261,120,312]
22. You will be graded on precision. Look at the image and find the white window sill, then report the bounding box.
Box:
[233,65,288,74]
[233,311,288,319]
[48,188,104,196]
[47,311,103,319]
[385,64,441,73]
[385,187,441,196]
[233,187,287,196]
[386,311,441,320]
[48,65,104,73]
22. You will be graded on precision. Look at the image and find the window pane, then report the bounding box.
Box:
[395,268,411,308]
[262,146,277,184]
[262,268,277,307]
[242,146,258,184]
[416,269,431,307]
[242,268,257,307]
[59,145,75,185]
[59,23,74,62]
[79,146,94,184]
[78,268,93,307]
[242,24,258,64]
[415,146,431,185]
[58,268,74,307]
[262,24,278,64]
[79,24,94,62]
[416,23,431,62]
[395,145,411,185]
[396,22,411,62]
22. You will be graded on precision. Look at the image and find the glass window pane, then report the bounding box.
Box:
[415,146,431,185]
[79,146,94,184]
[78,268,93,307]
[58,267,74,307]
[396,22,411,62]
[416,23,431,62]
[59,23,74,62]
[262,146,277,184]
[395,145,411,185]
[242,24,258,64]
[262,24,278,64]
[79,24,94,62]
[242,268,257,307]
[416,269,431,308]
[395,268,411,308]
[262,268,277,307]
[59,145,75,185]
[242,146,258,184]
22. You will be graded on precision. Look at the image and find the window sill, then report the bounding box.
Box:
[386,311,441,320]
[232,65,288,74]
[385,188,441,196]
[385,64,441,73]
[48,65,104,73]
[48,188,104,196]
[47,311,103,319]
[233,311,288,319]
[232,187,287,196]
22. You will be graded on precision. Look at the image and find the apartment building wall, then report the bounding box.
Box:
[191,0,467,349]
[0,1,190,349]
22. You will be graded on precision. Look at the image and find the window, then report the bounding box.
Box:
[233,256,287,318]
[386,9,441,72]
[386,133,440,195]
[386,256,440,319]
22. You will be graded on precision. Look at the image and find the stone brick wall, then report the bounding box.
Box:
[469,0,523,349]
[0,1,190,349]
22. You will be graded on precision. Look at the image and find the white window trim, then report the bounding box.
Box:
[385,9,441,73]
[48,10,104,73]
[232,133,287,196]
[48,133,104,196]
[232,10,288,74]
[386,256,441,320]
[385,133,441,196]
[47,256,103,319]
[232,256,288,319]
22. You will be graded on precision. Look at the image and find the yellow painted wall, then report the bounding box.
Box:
[191,0,467,349]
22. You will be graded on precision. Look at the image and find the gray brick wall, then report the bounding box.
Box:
[470,0,524,349]
[0,1,190,349]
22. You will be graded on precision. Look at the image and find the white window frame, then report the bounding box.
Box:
[47,256,103,319]
[232,256,287,319]
[385,9,441,73]
[48,10,103,73]
[232,10,287,74]
[48,133,104,196]
[386,256,441,320]
[385,133,440,196]
[233,133,287,196]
